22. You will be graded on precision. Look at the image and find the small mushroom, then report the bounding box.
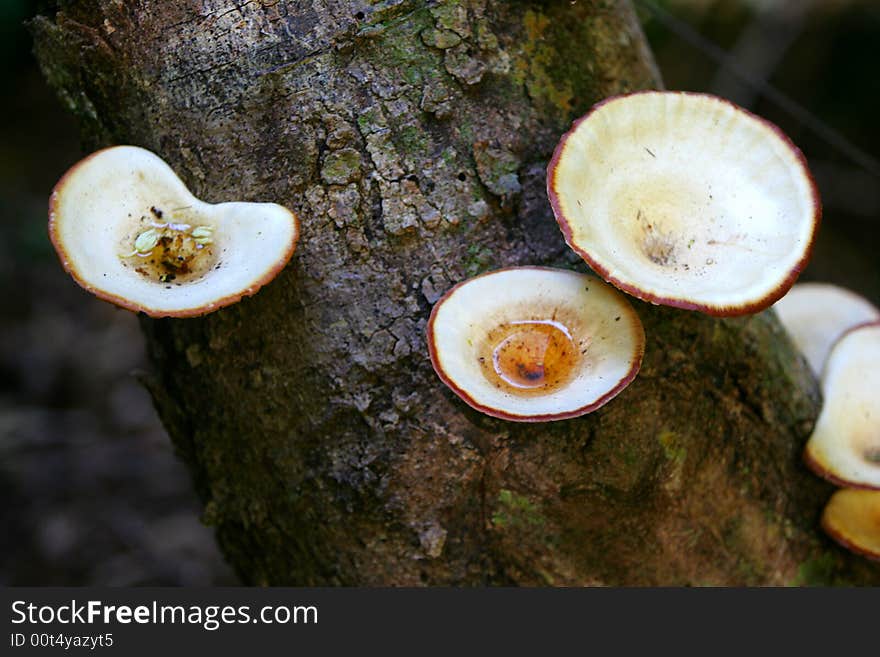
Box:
[821,488,880,561]
[773,282,880,376]
[804,321,880,489]
[427,266,645,422]
[547,91,820,316]
[49,145,300,317]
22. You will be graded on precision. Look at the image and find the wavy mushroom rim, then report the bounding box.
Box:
[426,266,646,423]
[546,90,822,317]
[803,452,880,492]
[48,145,301,318]
[820,528,880,563]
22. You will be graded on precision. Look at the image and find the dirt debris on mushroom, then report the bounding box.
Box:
[547,91,820,316]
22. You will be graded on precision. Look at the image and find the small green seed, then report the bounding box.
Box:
[133,228,160,253]
[191,225,214,245]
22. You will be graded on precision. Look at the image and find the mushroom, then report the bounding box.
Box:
[804,321,880,489]
[821,488,880,561]
[773,282,880,377]
[547,91,820,316]
[49,145,300,317]
[427,266,645,422]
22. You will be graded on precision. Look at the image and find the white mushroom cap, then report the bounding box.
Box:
[773,283,880,376]
[804,321,880,489]
[548,91,820,316]
[49,146,300,317]
[821,488,880,562]
[427,267,645,422]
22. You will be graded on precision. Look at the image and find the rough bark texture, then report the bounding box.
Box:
[33,0,879,585]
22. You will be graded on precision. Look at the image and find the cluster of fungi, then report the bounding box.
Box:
[775,285,880,561]
[429,91,819,421]
[49,92,876,563]
[428,92,876,562]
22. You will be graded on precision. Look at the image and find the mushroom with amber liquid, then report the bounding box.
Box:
[427,267,645,422]
[49,145,300,317]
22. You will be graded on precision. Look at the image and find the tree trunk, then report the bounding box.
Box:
[33,0,879,585]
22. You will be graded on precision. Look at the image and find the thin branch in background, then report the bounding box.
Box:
[636,0,880,180]
[710,0,815,108]
[810,159,880,219]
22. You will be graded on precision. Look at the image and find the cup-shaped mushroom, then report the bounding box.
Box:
[49,146,300,317]
[773,283,880,376]
[427,267,645,422]
[548,91,820,316]
[804,321,880,489]
[821,488,880,561]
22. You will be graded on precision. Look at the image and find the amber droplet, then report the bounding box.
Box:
[479,319,579,397]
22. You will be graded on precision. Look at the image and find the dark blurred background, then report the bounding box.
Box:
[2,0,878,585]
[0,0,236,585]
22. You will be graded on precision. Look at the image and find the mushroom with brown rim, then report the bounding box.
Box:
[821,488,880,562]
[773,282,880,377]
[49,145,300,318]
[804,321,880,489]
[547,91,820,316]
[427,267,645,422]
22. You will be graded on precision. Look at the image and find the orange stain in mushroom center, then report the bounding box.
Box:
[121,210,218,285]
[480,319,579,396]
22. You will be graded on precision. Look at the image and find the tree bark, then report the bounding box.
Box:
[33,0,879,585]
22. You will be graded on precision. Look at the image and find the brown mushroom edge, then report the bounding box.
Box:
[803,453,880,492]
[48,146,301,318]
[547,90,822,317]
[426,266,646,422]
